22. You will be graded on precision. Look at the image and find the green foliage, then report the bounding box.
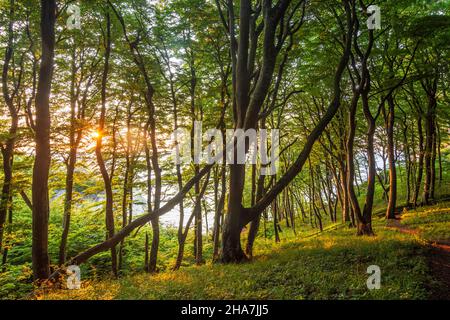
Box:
[39,221,435,300]
[1,0,450,301]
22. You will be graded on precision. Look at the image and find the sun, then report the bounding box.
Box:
[92,130,102,139]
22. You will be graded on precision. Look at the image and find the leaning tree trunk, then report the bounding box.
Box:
[173,172,210,270]
[245,171,265,257]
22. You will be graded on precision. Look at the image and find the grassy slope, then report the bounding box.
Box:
[39,204,450,300]
[401,203,450,243]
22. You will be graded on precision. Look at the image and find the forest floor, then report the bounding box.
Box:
[387,204,450,300]
[36,202,450,300]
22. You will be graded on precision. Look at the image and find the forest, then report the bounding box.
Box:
[0,0,449,301]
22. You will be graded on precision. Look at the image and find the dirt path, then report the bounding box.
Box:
[387,216,450,300]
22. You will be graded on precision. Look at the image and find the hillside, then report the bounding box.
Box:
[37,203,450,300]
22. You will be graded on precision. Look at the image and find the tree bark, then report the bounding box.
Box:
[422,79,437,205]
[413,114,424,206]
[32,0,56,281]
[385,94,397,219]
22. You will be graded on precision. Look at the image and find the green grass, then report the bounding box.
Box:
[5,163,450,300]
[38,220,434,300]
[401,202,450,243]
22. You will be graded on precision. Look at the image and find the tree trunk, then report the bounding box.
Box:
[430,122,437,200]
[423,90,436,205]
[58,149,76,265]
[437,122,443,183]
[360,92,375,235]
[346,91,363,226]
[386,95,397,219]
[1,196,12,271]
[144,232,149,272]
[32,0,56,281]
[413,114,424,206]
[95,10,117,276]
[0,0,19,255]
[118,103,133,271]
[221,162,247,262]
[212,165,226,260]
[246,117,267,257]
[59,49,83,265]
[173,172,210,270]
[149,217,159,273]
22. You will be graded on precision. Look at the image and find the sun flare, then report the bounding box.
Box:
[92,130,101,139]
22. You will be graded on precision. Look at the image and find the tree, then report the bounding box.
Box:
[31,0,56,281]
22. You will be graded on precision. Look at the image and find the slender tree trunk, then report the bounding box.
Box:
[423,90,436,205]
[0,0,18,255]
[346,91,363,226]
[0,110,17,254]
[59,50,83,265]
[109,1,162,272]
[58,148,76,265]
[246,117,267,257]
[95,10,117,276]
[273,190,281,242]
[32,0,56,281]
[246,172,265,257]
[430,123,437,200]
[149,216,159,273]
[386,95,397,219]
[118,103,133,271]
[339,162,350,224]
[144,232,149,272]
[173,172,210,270]
[413,115,424,206]
[437,122,443,183]
[1,195,12,271]
[359,91,375,235]
[213,165,226,260]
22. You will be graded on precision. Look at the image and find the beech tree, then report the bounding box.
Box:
[31,0,56,281]
[0,0,448,285]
